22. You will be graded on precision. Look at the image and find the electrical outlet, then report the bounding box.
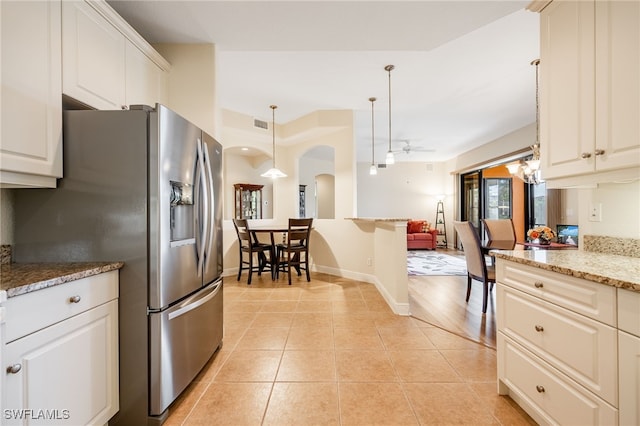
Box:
[366,257,372,266]
[588,203,602,222]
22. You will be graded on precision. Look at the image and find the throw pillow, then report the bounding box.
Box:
[407,220,425,234]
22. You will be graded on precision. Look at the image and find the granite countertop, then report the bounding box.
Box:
[493,250,640,292]
[0,262,124,298]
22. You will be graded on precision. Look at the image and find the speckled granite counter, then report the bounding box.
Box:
[0,262,124,298]
[493,250,640,292]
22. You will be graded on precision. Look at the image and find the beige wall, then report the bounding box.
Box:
[577,181,640,240]
[154,43,217,138]
[452,124,535,173]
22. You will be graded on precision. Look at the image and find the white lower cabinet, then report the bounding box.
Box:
[2,271,119,425]
[497,260,619,425]
[618,288,640,426]
[498,334,617,426]
[618,331,640,426]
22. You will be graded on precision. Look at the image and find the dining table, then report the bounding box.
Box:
[249,225,290,280]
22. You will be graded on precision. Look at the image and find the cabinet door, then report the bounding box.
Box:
[497,285,618,404]
[62,0,126,110]
[619,331,640,426]
[594,0,640,172]
[0,0,62,188]
[3,301,119,425]
[125,41,162,107]
[540,0,595,180]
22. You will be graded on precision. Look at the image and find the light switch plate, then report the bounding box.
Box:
[588,203,602,222]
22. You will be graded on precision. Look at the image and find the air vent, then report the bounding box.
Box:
[377,164,387,169]
[253,118,268,130]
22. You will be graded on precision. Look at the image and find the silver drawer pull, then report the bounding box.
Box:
[536,385,545,393]
[6,364,21,374]
[535,325,544,332]
[69,295,81,303]
[581,152,592,159]
[594,149,605,156]
[534,282,544,288]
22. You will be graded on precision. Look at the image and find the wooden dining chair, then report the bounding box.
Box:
[482,218,516,249]
[454,221,496,314]
[276,218,313,285]
[232,218,273,285]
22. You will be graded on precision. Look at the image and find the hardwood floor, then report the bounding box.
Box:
[408,249,497,349]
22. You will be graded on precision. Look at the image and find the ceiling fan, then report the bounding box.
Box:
[392,140,435,155]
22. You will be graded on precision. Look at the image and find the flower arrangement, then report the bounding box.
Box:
[527,226,556,244]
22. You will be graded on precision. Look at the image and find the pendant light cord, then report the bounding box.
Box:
[369,97,376,165]
[385,65,394,154]
[532,59,540,146]
[270,105,277,167]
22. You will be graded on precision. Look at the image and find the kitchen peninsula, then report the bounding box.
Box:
[492,240,640,426]
[347,218,411,315]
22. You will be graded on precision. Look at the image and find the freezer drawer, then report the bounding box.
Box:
[149,279,223,416]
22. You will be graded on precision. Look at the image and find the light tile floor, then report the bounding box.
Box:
[165,273,535,425]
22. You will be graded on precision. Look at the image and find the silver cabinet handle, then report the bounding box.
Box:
[534,282,544,288]
[6,364,21,374]
[69,295,81,303]
[536,385,545,393]
[594,149,605,156]
[535,325,544,332]
[581,152,592,159]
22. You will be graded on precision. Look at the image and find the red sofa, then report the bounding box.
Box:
[406,220,438,250]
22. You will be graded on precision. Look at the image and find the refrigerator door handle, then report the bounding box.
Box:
[167,280,221,321]
[195,138,209,275]
[202,141,215,264]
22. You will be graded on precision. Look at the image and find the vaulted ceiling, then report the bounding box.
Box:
[108,0,539,162]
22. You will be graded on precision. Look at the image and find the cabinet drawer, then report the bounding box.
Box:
[497,284,617,405]
[497,260,616,325]
[498,334,618,426]
[618,288,640,337]
[4,270,118,343]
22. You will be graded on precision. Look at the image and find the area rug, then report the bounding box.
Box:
[407,251,467,276]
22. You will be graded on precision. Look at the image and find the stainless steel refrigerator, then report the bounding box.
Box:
[14,104,224,425]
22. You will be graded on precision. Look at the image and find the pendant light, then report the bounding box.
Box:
[261,105,287,179]
[506,59,543,184]
[526,59,541,174]
[369,97,377,175]
[384,64,395,165]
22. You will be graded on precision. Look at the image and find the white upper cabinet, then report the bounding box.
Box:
[539,0,640,183]
[62,0,170,110]
[594,1,640,173]
[126,42,166,107]
[62,0,127,110]
[0,1,62,188]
